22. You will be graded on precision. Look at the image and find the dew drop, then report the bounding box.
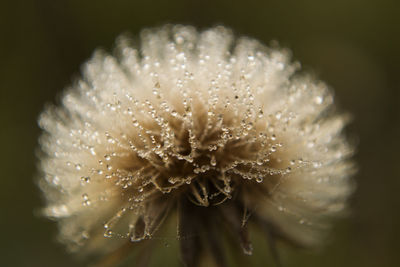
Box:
[89,147,96,155]
[175,35,184,44]
[81,176,90,183]
[162,188,172,194]
[307,140,316,148]
[313,162,322,168]
[210,156,217,167]
[314,96,323,105]
[81,231,89,239]
[243,243,253,255]
[104,229,113,238]
[256,176,264,183]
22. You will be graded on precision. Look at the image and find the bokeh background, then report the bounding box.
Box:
[1,0,399,266]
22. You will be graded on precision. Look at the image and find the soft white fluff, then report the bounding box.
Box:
[38,25,355,255]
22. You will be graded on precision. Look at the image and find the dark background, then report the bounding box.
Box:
[1,0,399,266]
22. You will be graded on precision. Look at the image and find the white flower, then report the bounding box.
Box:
[37,25,355,265]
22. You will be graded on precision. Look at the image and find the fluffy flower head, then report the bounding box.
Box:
[38,25,355,265]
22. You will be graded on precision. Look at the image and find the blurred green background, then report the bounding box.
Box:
[1,0,399,266]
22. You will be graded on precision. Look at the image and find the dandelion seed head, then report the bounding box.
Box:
[37,25,355,260]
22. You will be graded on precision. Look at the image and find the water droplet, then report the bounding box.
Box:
[268,126,275,133]
[175,35,184,44]
[89,147,96,155]
[256,176,263,183]
[246,122,253,131]
[242,243,253,255]
[210,156,217,166]
[104,229,113,238]
[313,162,322,168]
[307,140,315,148]
[81,231,89,239]
[164,188,172,193]
[81,176,90,183]
[107,136,115,144]
[314,96,323,105]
